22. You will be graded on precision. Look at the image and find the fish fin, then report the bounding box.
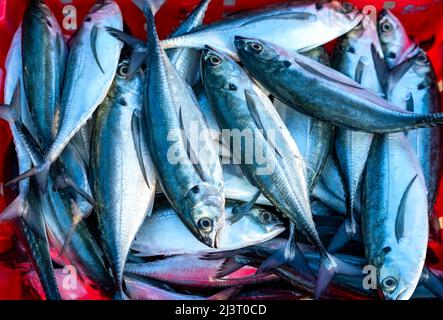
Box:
[178,107,207,181]
[315,254,362,299]
[244,89,284,159]
[395,175,418,242]
[131,110,152,189]
[241,12,315,27]
[53,173,95,206]
[215,257,247,279]
[228,191,261,224]
[132,0,165,15]
[5,167,39,190]
[201,248,250,261]
[0,104,12,122]
[371,43,389,89]
[128,48,147,78]
[208,285,242,300]
[354,56,368,85]
[420,267,443,299]
[419,35,436,52]
[327,217,361,252]
[0,84,22,122]
[59,199,83,257]
[387,55,417,96]
[405,93,414,113]
[35,163,51,194]
[91,24,105,74]
[0,196,24,222]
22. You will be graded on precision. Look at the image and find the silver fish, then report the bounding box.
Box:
[377,9,419,69]
[363,133,428,300]
[91,61,156,294]
[161,1,363,59]
[125,254,278,289]
[21,0,67,151]
[328,15,384,250]
[141,4,224,248]
[235,37,443,133]
[388,49,441,213]
[131,201,284,257]
[14,1,123,192]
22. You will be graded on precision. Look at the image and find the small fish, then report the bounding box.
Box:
[131,201,284,257]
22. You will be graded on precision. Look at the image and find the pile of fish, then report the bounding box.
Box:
[1,0,443,300]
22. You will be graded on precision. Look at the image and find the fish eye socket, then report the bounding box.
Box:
[381,276,398,292]
[417,53,428,64]
[249,42,263,54]
[117,64,129,77]
[260,211,273,223]
[208,54,222,66]
[315,2,323,10]
[341,2,354,13]
[198,217,213,232]
[381,21,393,33]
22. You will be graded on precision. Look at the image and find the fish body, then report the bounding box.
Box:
[141,5,224,248]
[131,201,284,257]
[363,133,428,300]
[235,37,443,133]
[21,0,67,150]
[161,1,363,59]
[91,64,156,293]
[388,49,441,212]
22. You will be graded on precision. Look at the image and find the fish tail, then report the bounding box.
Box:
[35,162,51,193]
[208,285,243,300]
[59,199,83,257]
[4,166,40,190]
[0,195,25,222]
[426,113,443,127]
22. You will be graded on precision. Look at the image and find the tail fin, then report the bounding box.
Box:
[327,217,361,253]
[420,267,443,299]
[53,173,95,206]
[0,196,25,222]
[59,200,83,257]
[208,285,242,300]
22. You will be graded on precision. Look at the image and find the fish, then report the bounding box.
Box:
[274,45,334,193]
[160,1,363,59]
[328,15,385,251]
[124,275,239,300]
[234,36,443,133]
[387,49,441,213]
[125,254,279,289]
[201,45,351,298]
[131,201,284,257]
[377,9,419,69]
[21,0,67,151]
[10,0,124,192]
[90,60,156,295]
[362,133,428,300]
[140,3,225,248]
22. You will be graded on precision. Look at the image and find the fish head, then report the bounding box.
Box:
[234,36,296,76]
[377,248,422,300]
[83,0,121,26]
[201,46,245,92]
[377,9,414,68]
[25,0,61,34]
[183,183,225,248]
[410,50,434,85]
[316,1,362,30]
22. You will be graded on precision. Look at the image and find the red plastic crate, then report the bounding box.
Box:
[0,0,443,300]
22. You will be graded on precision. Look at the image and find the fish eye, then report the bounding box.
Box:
[381,21,393,33]
[416,53,428,64]
[248,42,263,54]
[381,276,398,292]
[117,64,129,77]
[208,54,222,67]
[259,211,273,223]
[315,2,323,10]
[85,16,92,22]
[198,217,213,232]
[341,2,354,13]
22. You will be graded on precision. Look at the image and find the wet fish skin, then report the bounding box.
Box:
[388,49,441,213]
[275,45,334,192]
[21,0,67,151]
[363,133,428,300]
[161,1,363,59]
[91,63,156,294]
[125,254,278,289]
[235,37,443,133]
[377,9,419,69]
[21,1,123,192]
[141,4,224,248]
[131,201,284,257]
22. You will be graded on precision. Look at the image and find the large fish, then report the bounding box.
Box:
[363,133,428,300]
[274,45,334,192]
[140,3,224,248]
[21,0,67,151]
[377,9,419,69]
[91,61,156,295]
[160,1,362,59]
[125,254,279,289]
[11,0,123,192]
[328,15,384,251]
[235,37,443,133]
[388,49,441,213]
[131,201,284,257]
[201,46,348,298]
